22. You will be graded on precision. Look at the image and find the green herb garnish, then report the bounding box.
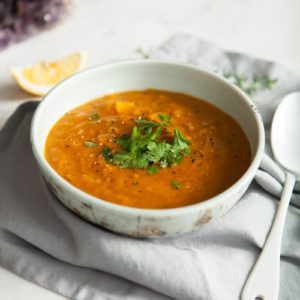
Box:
[222,71,277,96]
[102,147,113,161]
[102,114,190,172]
[135,119,158,130]
[84,141,97,148]
[158,113,171,126]
[171,180,181,190]
[147,165,159,175]
[136,47,150,59]
[89,113,100,121]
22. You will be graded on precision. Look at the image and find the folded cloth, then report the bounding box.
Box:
[0,34,300,300]
[256,154,300,208]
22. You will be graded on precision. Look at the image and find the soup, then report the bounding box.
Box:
[45,89,251,209]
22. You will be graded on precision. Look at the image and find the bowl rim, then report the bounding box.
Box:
[31,59,265,217]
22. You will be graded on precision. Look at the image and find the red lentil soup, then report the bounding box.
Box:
[45,89,251,209]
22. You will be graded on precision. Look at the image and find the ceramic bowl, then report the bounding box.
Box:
[31,60,265,238]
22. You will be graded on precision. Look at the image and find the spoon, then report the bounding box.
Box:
[242,92,300,300]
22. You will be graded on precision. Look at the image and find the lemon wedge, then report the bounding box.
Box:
[10,51,87,96]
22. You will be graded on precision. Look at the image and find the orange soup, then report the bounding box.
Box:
[45,89,251,209]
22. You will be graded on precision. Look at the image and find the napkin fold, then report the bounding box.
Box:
[1,34,300,300]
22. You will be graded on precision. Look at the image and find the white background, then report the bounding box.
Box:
[0,0,299,299]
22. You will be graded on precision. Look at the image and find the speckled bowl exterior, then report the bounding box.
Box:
[31,60,265,238]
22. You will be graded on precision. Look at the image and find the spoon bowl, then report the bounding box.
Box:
[271,92,300,179]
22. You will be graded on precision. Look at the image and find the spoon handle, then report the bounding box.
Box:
[242,171,296,300]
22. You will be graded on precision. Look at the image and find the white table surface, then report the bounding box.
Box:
[0,0,299,299]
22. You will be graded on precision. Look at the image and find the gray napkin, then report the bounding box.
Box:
[0,34,300,300]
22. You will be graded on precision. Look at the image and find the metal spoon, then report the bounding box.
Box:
[242,92,300,300]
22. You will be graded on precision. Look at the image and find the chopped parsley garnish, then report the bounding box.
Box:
[102,147,113,161]
[89,113,100,121]
[158,113,171,126]
[147,165,159,175]
[84,141,97,148]
[135,119,158,130]
[102,114,190,172]
[171,180,181,190]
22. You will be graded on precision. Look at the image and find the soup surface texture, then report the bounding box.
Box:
[45,89,251,209]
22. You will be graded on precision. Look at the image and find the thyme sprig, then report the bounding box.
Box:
[135,47,150,59]
[223,71,277,96]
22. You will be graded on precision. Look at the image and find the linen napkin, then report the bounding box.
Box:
[0,34,300,300]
